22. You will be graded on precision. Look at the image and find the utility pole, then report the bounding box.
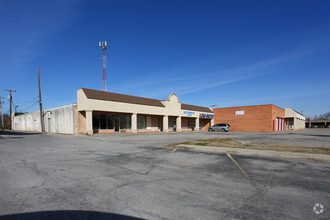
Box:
[38,68,44,132]
[0,97,4,130]
[4,89,16,130]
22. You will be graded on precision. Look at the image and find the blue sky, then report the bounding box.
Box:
[1,0,330,118]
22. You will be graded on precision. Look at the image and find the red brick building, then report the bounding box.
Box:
[213,104,285,132]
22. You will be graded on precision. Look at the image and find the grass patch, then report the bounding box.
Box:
[167,138,330,155]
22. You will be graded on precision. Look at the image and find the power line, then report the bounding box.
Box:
[15,97,40,112]
[20,101,39,112]
[15,97,39,105]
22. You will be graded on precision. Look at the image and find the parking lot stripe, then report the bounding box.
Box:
[227,153,270,203]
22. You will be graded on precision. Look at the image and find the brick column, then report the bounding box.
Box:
[85,110,93,135]
[131,113,137,133]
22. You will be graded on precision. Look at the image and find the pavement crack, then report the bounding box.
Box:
[227,153,271,203]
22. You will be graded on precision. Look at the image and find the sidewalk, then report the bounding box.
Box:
[176,144,330,162]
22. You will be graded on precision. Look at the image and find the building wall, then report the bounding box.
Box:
[77,89,214,134]
[77,89,166,116]
[285,108,305,130]
[213,105,285,132]
[294,118,305,130]
[200,119,211,131]
[74,105,79,134]
[77,111,86,134]
[78,90,212,120]
[271,105,286,131]
[13,104,76,134]
[13,112,41,132]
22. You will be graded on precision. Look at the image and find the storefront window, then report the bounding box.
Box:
[188,118,195,128]
[199,119,204,130]
[93,113,131,130]
[107,115,113,129]
[93,114,100,129]
[100,115,107,129]
[137,116,146,129]
[124,115,131,129]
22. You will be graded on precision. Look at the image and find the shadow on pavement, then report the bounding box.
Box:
[0,210,144,220]
[291,132,330,138]
[0,130,40,136]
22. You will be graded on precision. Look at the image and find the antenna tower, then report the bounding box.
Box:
[99,41,107,91]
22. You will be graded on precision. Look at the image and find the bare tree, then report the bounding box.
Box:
[312,111,330,120]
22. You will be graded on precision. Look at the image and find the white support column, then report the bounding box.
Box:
[195,117,199,131]
[85,110,93,135]
[131,113,137,133]
[211,117,214,126]
[176,116,181,132]
[163,115,168,132]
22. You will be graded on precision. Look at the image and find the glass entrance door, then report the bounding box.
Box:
[199,119,204,131]
[114,117,120,132]
[158,117,163,131]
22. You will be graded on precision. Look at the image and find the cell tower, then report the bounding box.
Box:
[99,41,107,91]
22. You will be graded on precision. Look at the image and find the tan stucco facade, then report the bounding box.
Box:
[77,89,214,134]
[285,108,305,130]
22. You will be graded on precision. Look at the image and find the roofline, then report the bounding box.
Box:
[181,103,213,113]
[14,104,76,116]
[81,88,163,103]
[307,120,330,122]
[214,104,283,109]
[286,108,305,117]
[81,88,211,110]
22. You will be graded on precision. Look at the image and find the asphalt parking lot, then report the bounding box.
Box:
[0,129,329,219]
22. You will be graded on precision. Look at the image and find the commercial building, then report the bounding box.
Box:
[13,89,306,134]
[77,88,214,134]
[12,88,214,134]
[213,104,285,132]
[12,104,75,134]
[285,108,305,130]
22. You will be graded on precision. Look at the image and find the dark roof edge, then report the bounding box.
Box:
[81,88,165,107]
[81,88,212,111]
[81,88,164,102]
[181,103,213,113]
[288,108,305,117]
[214,104,283,109]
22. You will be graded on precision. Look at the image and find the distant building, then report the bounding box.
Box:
[285,108,305,130]
[213,104,285,132]
[306,120,330,128]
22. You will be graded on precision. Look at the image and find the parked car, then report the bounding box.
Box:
[208,123,231,132]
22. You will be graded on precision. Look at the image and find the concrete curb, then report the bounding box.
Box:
[176,144,330,162]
